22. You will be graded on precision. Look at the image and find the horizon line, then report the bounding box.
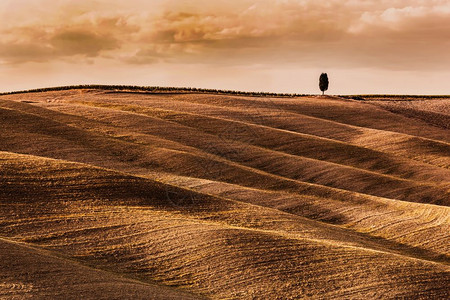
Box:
[1,84,449,99]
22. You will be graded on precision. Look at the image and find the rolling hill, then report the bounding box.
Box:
[0,87,449,299]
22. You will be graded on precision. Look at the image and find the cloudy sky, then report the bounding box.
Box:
[1,0,449,94]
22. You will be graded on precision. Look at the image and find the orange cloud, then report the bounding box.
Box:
[0,0,449,70]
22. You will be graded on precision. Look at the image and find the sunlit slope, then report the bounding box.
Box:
[366,97,450,130]
[0,238,200,300]
[157,174,450,260]
[0,89,449,299]
[0,94,449,206]
[0,152,449,299]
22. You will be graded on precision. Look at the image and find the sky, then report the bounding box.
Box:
[0,0,449,94]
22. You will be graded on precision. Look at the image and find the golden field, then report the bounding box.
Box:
[0,88,449,299]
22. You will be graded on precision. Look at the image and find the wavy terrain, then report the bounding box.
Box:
[0,88,449,299]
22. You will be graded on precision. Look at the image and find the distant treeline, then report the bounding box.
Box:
[2,85,448,99]
[0,85,310,98]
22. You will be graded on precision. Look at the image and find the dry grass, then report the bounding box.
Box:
[0,89,449,299]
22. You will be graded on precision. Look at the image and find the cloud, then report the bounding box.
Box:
[0,27,121,64]
[126,0,449,69]
[50,30,118,57]
[0,0,449,70]
[0,1,138,64]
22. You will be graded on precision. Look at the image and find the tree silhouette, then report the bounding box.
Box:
[319,73,329,95]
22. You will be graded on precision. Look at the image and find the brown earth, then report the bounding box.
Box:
[0,89,449,299]
[367,97,450,130]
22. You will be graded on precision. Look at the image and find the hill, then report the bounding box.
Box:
[0,88,449,299]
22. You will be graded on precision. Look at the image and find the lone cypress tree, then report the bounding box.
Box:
[319,73,329,95]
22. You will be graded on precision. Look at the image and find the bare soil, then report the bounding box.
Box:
[0,90,449,299]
